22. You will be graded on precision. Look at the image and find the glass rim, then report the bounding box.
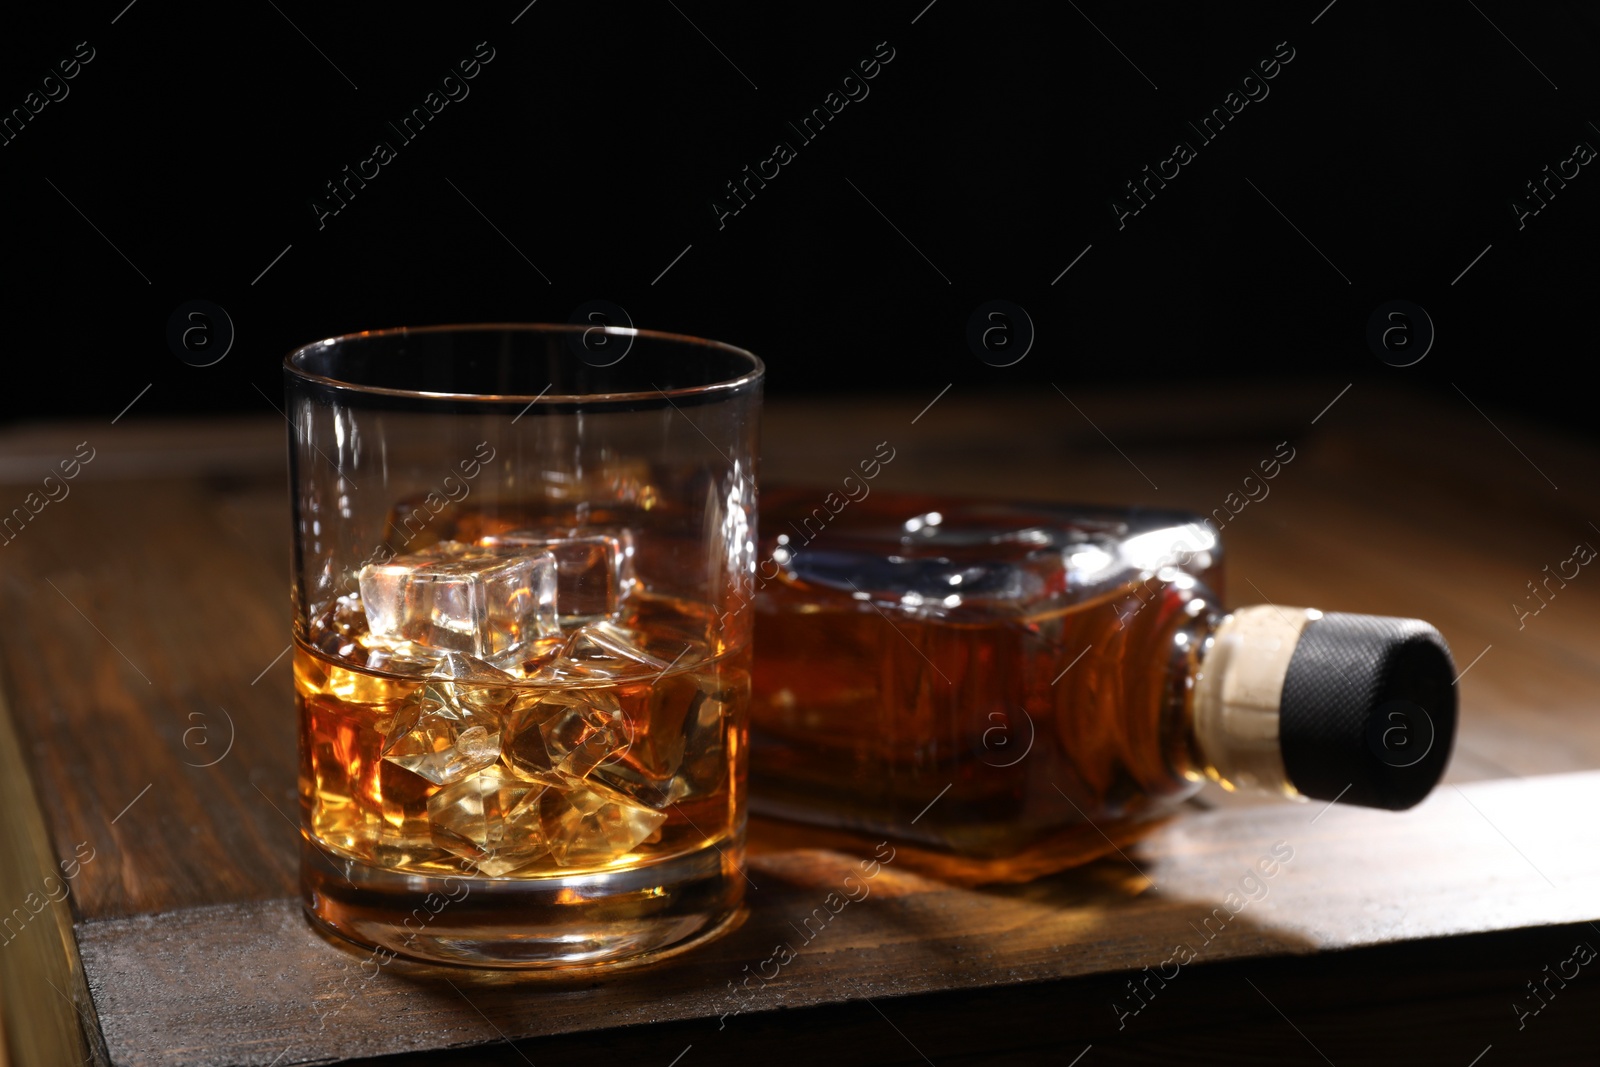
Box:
[283,322,764,405]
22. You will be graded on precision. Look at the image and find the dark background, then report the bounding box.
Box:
[1,1,1594,429]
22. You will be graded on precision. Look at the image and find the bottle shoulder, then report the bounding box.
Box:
[759,485,1224,620]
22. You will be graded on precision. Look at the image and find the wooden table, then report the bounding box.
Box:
[2,382,1598,1066]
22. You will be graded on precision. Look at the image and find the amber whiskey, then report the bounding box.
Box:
[750,486,1456,877]
[297,504,748,966]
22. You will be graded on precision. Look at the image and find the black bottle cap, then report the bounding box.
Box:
[1278,612,1457,811]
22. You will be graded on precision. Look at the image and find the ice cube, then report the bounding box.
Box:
[381,658,511,785]
[309,592,369,658]
[376,759,437,852]
[479,528,636,625]
[679,678,737,793]
[366,645,518,689]
[503,689,629,781]
[541,779,666,867]
[587,674,692,806]
[554,620,671,681]
[430,649,521,688]
[358,541,558,659]
[427,766,551,876]
[364,641,448,677]
[486,634,565,679]
[590,666,733,806]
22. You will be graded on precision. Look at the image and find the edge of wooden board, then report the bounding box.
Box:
[0,675,107,1066]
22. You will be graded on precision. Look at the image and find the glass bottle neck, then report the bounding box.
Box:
[1191,604,1323,797]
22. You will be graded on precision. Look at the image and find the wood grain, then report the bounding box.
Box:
[1,382,1597,1065]
[0,682,103,1066]
[0,474,297,919]
[76,772,1600,1066]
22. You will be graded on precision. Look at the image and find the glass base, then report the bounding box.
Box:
[300,838,744,969]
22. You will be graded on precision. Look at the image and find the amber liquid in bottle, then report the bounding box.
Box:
[750,487,1226,880]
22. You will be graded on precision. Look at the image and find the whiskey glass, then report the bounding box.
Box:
[284,324,761,968]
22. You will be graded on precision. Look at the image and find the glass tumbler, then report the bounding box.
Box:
[284,324,761,968]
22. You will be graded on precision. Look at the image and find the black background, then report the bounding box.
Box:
[1,1,1595,430]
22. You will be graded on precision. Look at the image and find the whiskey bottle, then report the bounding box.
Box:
[750,486,1456,879]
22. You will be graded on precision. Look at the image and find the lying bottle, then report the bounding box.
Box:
[749,486,1457,880]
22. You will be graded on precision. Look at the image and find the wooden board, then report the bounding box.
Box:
[2,381,1598,1065]
[73,772,1600,1066]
